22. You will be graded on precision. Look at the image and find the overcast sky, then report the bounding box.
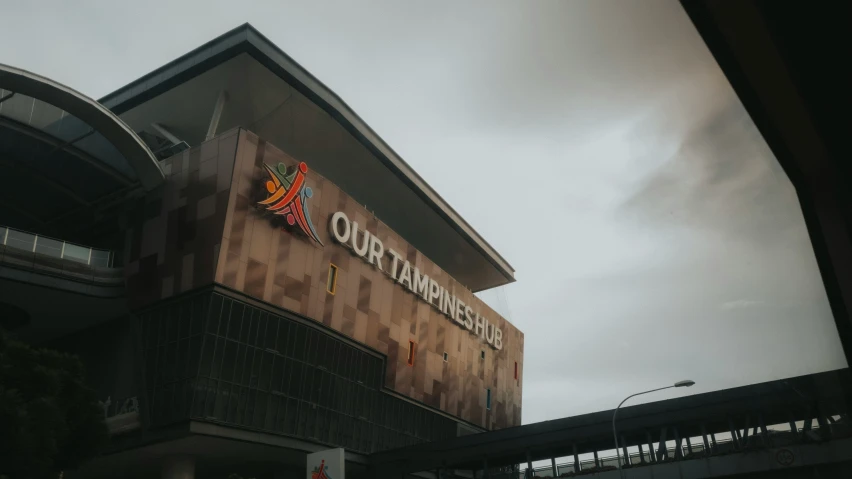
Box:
[2,0,847,424]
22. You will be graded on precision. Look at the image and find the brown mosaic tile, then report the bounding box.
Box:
[126,129,523,431]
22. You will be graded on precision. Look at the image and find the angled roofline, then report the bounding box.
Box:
[98,23,515,287]
[0,63,164,191]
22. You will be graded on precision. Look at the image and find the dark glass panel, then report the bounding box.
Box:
[210,336,225,379]
[227,302,244,340]
[207,294,224,334]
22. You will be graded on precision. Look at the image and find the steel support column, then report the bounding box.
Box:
[673,427,683,459]
[646,431,656,462]
[573,444,581,472]
[656,427,668,461]
[205,90,228,141]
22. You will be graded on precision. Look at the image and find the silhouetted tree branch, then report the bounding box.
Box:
[0,328,108,479]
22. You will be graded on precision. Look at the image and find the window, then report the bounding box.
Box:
[514,362,518,381]
[486,388,492,410]
[326,263,338,294]
[480,350,485,360]
[407,340,416,366]
[443,352,448,362]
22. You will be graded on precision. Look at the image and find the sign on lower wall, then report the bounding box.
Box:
[329,211,503,350]
[307,448,345,479]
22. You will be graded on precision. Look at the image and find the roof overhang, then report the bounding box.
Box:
[98,24,515,292]
[679,0,852,368]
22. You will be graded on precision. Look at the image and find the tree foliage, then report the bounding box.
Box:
[0,328,109,479]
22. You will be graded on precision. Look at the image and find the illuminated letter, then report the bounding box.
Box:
[329,212,350,243]
[398,261,412,290]
[387,248,403,279]
[494,328,503,350]
[350,222,370,257]
[455,299,466,325]
[412,268,429,300]
[475,314,486,337]
[464,306,474,330]
[485,321,495,345]
[429,279,440,307]
[367,235,384,270]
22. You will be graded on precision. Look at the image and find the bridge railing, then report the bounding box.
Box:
[0,225,113,267]
[516,416,850,478]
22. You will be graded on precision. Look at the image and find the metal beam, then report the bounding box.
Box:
[741,416,751,448]
[43,128,95,157]
[573,444,580,472]
[150,122,183,146]
[205,90,228,141]
[728,418,740,450]
[673,427,683,459]
[656,427,667,461]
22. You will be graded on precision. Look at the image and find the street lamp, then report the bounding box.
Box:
[612,380,695,477]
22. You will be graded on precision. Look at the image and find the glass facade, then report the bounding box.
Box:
[138,291,458,454]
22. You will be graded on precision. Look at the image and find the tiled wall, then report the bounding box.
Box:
[126,128,523,430]
[124,129,239,307]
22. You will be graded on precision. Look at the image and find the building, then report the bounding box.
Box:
[0,24,523,479]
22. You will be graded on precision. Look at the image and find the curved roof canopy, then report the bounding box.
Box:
[0,64,163,237]
[0,64,163,189]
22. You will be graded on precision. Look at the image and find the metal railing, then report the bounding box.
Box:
[518,420,848,478]
[0,225,113,267]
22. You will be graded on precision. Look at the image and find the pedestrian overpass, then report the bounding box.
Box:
[368,369,852,478]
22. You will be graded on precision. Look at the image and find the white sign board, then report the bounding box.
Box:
[307,448,345,479]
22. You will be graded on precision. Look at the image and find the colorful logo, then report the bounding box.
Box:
[310,460,333,479]
[258,161,323,245]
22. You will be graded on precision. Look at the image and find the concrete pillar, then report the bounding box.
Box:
[162,456,195,479]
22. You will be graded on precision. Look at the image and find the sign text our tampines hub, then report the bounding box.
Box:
[329,211,503,350]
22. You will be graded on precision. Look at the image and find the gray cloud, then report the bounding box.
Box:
[1,0,846,425]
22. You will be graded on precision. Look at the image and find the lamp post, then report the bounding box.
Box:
[613,380,695,477]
